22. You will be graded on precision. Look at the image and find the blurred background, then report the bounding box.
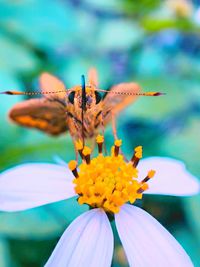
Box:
[0,0,200,266]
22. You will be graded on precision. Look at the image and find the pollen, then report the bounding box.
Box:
[96,134,104,144]
[148,170,156,179]
[134,146,143,159]
[115,139,122,147]
[96,134,104,154]
[68,160,77,171]
[68,160,79,178]
[75,139,83,151]
[70,138,155,214]
[82,146,91,156]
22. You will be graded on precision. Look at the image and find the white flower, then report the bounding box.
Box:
[0,138,199,267]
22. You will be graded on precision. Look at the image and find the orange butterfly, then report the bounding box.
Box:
[2,68,163,144]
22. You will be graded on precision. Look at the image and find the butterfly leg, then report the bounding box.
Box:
[111,112,128,161]
[74,142,79,161]
[70,136,79,161]
[99,112,107,154]
[111,112,119,140]
[88,137,96,152]
[101,120,105,137]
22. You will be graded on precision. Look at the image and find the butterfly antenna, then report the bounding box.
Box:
[0,91,41,95]
[95,89,165,96]
[81,75,86,146]
[0,90,68,96]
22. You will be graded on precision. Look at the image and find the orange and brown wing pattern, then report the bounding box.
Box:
[9,98,68,136]
[88,67,98,87]
[39,72,67,101]
[102,82,141,125]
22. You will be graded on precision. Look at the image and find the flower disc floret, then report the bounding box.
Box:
[69,136,155,214]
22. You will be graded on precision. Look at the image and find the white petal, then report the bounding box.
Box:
[115,204,193,267]
[45,209,113,267]
[0,163,76,211]
[138,157,200,196]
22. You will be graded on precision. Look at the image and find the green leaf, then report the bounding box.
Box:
[0,238,12,267]
[0,72,23,149]
[161,118,200,175]
[0,34,38,72]
[141,18,199,32]
[174,226,200,267]
[183,195,200,246]
[0,0,77,49]
[97,20,144,50]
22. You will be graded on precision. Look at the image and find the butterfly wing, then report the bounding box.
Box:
[39,72,67,101]
[9,98,68,136]
[88,68,98,87]
[102,82,140,125]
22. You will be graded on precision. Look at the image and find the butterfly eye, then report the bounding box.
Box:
[68,91,75,104]
[95,91,101,104]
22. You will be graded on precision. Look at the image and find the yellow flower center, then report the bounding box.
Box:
[68,135,155,214]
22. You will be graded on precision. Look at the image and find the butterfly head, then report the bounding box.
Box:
[67,86,101,110]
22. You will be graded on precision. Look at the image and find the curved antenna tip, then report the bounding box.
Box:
[155,92,166,96]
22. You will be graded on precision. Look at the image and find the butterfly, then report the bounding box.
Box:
[2,68,163,144]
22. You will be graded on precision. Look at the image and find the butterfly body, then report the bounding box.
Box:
[66,85,103,139]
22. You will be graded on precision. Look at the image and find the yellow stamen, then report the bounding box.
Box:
[141,169,156,183]
[69,141,154,214]
[75,140,83,151]
[82,146,91,156]
[115,139,122,147]
[68,160,77,171]
[75,139,84,158]
[82,146,91,164]
[137,183,149,194]
[131,146,143,167]
[134,146,142,159]
[114,139,122,157]
[68,160,79,178]
[135,146,142,152]
[96,134,104,154]
[96,134,104,144]
[148,170,155,178]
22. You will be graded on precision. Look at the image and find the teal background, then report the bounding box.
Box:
[0,0,200,266]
